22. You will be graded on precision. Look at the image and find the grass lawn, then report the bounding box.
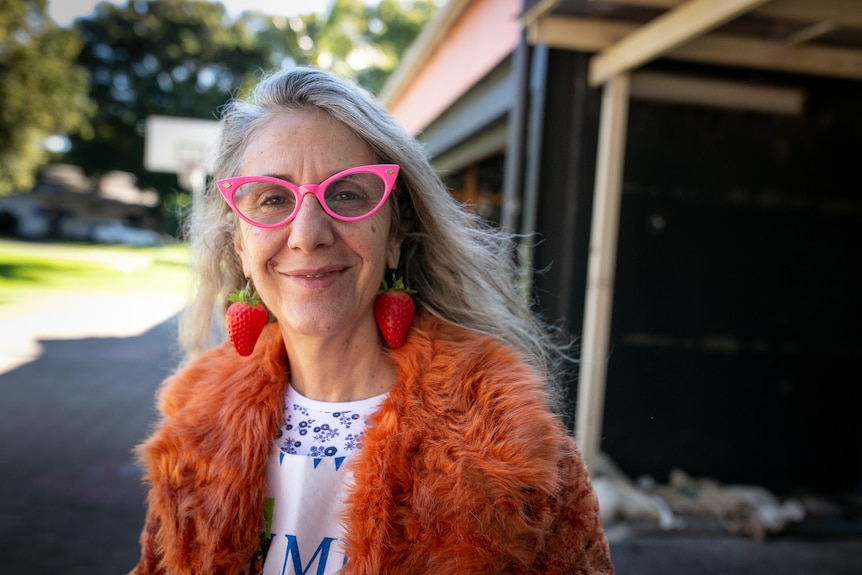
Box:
[0,239,193,312]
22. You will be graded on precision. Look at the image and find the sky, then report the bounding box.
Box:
[48,0,333,27]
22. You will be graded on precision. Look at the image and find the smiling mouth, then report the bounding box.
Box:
[288,266,345,280]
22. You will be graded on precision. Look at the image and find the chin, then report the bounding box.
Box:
[279,306,365,339]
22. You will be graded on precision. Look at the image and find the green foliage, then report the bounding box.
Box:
[304,0,440,94]
[2,0,439,233]
[361,0,439,93]
[0,0,92,196]
[61,0,438,202]
[63,0,281,197]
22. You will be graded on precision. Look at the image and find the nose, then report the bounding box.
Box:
[286,189,335,252]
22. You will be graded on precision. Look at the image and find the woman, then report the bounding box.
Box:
[130,66,613,575]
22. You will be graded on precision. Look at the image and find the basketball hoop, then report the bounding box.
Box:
[144,115,221,194]
[179,161,207,195]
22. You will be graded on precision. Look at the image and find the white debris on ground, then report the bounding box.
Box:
[593,453,806,541]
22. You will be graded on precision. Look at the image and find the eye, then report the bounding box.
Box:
[260,188,290,206]
[326,179,370,203]
[235,182,295,214]
[321,171,388,218]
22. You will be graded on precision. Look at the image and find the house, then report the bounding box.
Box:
[381,0,862,495]
[0,164,160,241]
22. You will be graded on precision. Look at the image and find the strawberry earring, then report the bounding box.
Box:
[374,273,416,349]
[226,281,268,356]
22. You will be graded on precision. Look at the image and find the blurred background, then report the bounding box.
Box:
[1,0,861,573]
[0,0,438,239]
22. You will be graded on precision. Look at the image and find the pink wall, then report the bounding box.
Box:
[388,0,521,135]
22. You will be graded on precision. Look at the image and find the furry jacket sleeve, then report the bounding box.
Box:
[129,314,613,575]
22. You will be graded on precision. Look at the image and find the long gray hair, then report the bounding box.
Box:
[178,66,572,411]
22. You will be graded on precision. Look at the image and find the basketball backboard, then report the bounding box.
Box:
[144,115,222,176]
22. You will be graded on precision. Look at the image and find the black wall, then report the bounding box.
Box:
[532,52,862,493]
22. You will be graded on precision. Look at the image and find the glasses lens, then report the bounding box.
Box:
[323,172,387,218]
[233,181,297,226]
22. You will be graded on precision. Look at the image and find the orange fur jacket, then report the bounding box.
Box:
[130,313,613,574]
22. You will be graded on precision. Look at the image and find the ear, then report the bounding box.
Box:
[386,232,402,271]
[232,230,251,278]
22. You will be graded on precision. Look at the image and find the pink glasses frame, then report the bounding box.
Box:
[217,163,400,228]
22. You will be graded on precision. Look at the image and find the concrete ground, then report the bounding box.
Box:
[1,296,860,574]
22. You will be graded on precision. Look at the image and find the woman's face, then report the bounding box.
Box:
[233,107,401,342]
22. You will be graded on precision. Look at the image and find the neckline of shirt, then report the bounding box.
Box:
[286,384,388,412]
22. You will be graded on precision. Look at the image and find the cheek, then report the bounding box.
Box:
[366,213,400,270]
[236,226,282,272]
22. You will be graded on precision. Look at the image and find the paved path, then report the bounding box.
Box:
[1,296,860,574]
[0,292,187,375]
[0,296,184,574]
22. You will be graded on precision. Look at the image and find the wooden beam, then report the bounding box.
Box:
[527,16,633,52]
[577,73,631,474]
[529,16,862,82]
[592,0,680,7]
[759,0,862,29]
[783,20,836,46]
[521,0,562,28]
[593,0,862,29]
[630,71,805,114]
[676,31,862,81]
[589,0,773,86]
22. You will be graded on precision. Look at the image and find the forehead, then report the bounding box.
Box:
[240,108,375,177]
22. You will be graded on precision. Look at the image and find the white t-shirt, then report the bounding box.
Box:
[261,386,386,575]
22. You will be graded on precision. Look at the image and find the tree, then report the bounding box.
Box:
[63,0,285,196]
[361,0,439,93]
[0,0,91,195]
[63,0,438,190]
[299,0,439,94]
[56,0,438,234]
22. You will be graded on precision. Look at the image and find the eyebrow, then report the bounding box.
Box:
[258,167,358,185]
[260,174,293,182]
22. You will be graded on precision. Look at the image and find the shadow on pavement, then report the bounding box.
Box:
[0,314,182,575]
